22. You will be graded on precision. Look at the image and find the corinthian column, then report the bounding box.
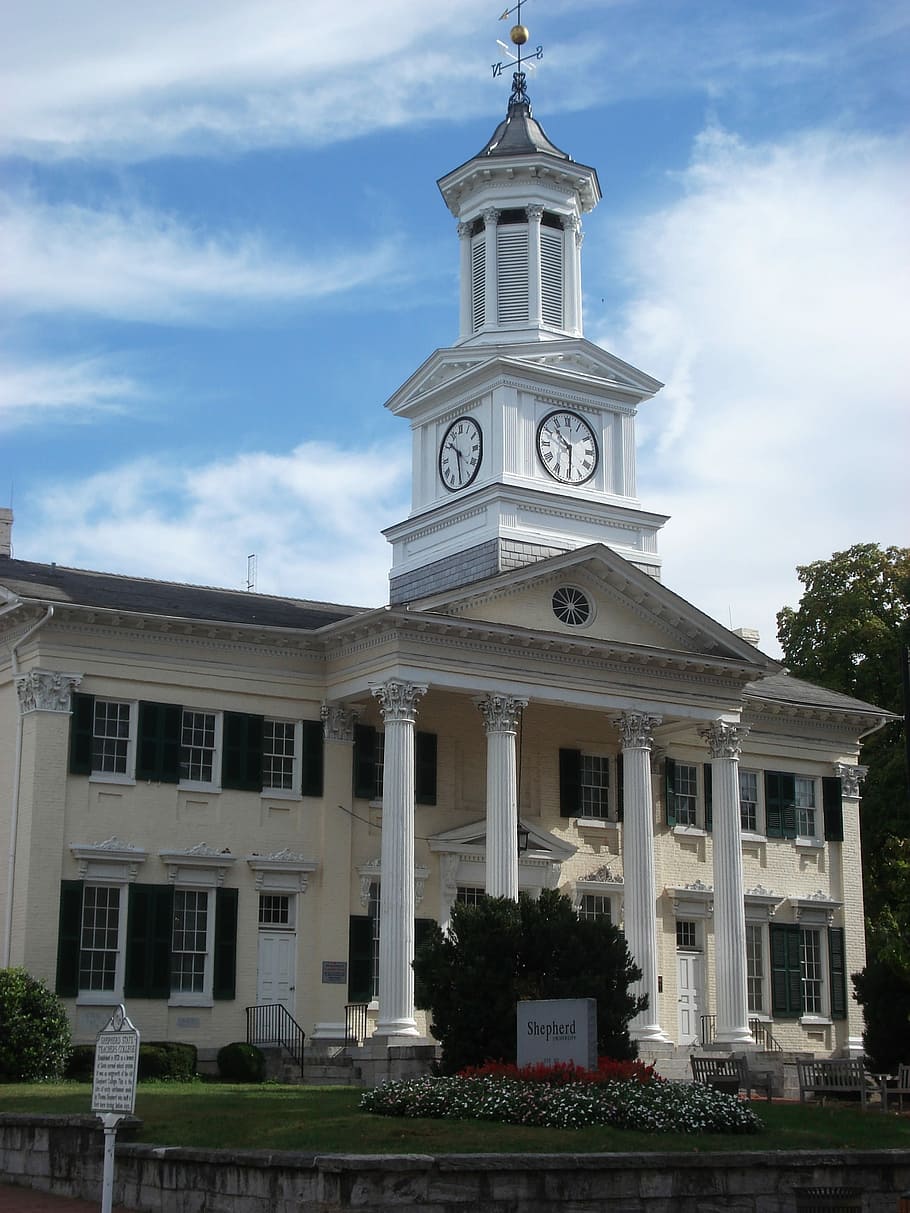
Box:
[699,720,753,1045]
[371,680,426,1038]
[614,711,670,1042]
[477,694,528,899]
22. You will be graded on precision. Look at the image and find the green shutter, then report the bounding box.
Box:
[353,725,377,800]
[703,763,713,832]
[828,927,847,1019]
[69,694,95,775]
[125,884,174,998]
[55,881,84,996]
[137,702,182,783]
[616,753,623,822]
[301,719,324,797]
[770,923,802,1017]
[559,748,581,818]
[222,712,263,791]
[414,917,436,954]
[415,732,437,805]
[665,758,678,827]
[765,771,797,839]
[213,887,238,1000]
[823,776,844,842]
[348,916,373,1003]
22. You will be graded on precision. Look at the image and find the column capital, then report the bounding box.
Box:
[613,711,662,749]
[526,203,544,222]
[457,220,472,239]
[562,213,580,232]
[371,680,427,725]
[698,720,750,760]
[321,703,359,744]
[476,693,528,735]
[482,207,499,226]
[834,762,868,799]
[15,670,82,715]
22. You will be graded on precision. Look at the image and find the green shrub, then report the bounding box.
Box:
[138,1041,197,1081]
[0,968,72,1081]
[217,1041,266,1082]
[64,1044,96,1081]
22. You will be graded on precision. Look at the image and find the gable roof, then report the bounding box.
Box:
[0,558,369,632]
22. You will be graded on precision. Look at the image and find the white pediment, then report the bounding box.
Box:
[412,544,777,667]
[428,818,576,865]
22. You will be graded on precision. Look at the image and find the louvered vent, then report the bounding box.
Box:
[496,225,529,324]
[541,229,564,327]
[470,235,486,332]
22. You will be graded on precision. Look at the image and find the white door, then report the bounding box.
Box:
[257,931,296,1016]
[677,952,702,1045]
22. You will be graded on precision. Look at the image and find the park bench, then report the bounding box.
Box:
[796,1058,877,1108]
[887,1062,910,1113]
[690,1054,773,1101]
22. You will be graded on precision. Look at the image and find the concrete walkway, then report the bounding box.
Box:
[0,1185,130,1211]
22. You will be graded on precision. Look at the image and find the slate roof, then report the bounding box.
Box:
[744,671,891,719]
[476,97,571,160]
[0,558,369,632]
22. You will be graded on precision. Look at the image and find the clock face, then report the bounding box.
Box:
[536,410,598,485]
[439,416,482,492]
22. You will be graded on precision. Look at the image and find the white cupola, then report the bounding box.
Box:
[437,71,601,346]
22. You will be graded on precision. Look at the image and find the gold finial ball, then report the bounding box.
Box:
[510,24,529,46]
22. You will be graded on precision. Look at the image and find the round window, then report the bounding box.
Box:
[552,585,592,627]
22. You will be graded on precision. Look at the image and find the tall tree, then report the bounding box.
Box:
[776,543,910,1067]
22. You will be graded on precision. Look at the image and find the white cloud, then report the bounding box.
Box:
[0,194,400,323]
[16,441,410,605]
[0,354,142,429]
[596,126,910,657]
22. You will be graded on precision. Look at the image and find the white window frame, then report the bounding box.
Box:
[577,892,612,923]
[169,886,215,1005]
[88,699,137,785]
[455,885,484,907]
[578,752,611,820]
[673,762,700,828]
[745,921,766,1015]
[739,768,761,835]
[675,919,700,950]
[799,926,826,1018]
[77,882,127,1004]
[794,776,819,842]
[261,719,302,798]
[178,708,223,792]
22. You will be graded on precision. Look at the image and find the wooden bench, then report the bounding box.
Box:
[796,1058,876,1108]
[690,1054,773,1101]
[887,1062,910,1113]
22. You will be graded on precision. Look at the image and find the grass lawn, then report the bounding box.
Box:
[1,1082,908,1154]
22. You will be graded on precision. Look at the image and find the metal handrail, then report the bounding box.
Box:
[699,1014,784,1053]
[246,1003,305,1075]
[345,1002,369,1047]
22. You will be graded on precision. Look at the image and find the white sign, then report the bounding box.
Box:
[517,997,597,1070]
[92,1005,140,1115]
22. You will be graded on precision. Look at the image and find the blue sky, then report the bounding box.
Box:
[2,0,908,656]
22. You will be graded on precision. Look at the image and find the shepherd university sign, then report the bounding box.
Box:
[517,998,596,1070]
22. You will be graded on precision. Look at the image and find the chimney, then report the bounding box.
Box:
[0,508,11,558]
[733,626,761,647]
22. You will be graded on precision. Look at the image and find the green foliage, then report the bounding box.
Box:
[852,955,910,1072]
[413,889,646,1074]
[0,968,72,1081]
[216,1041,266,1082]
[138,1041,197,1081]
[64,1044,96,1081]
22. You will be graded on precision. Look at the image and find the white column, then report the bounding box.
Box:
[563,214,581,335]
[834,761,868,1057]
[614,711,670,1043]
[526,204,543,328]
[700,720,753,1045]
[477,694,527,899]
[457,221,473,341]
[483,208,499,331]
[372,680,426,1038]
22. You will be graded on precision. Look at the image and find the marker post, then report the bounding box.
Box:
[91,1005,140,1213]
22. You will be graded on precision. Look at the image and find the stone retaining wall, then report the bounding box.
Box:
[2,1114,908,1212]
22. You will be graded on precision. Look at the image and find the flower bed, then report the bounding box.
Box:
[361,1060,762,1135]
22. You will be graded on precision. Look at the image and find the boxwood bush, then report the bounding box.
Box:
[217,1041,266,1082]
[0,968,72,1081]
[138,1042,197,1080]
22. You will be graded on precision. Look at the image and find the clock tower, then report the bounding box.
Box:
[384,71,668,605]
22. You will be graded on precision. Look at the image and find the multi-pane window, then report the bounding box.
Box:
[794,777,817,837]
[746,923,765,1012]
[373,732,385,801]
[739,770,759,833]
[92,702,131,775]
[676,920,698,949]
[800,928,823,1014]
[578,894,612,922]
[180,711,216,783]
[79,886,121,992]
[262,720,295,790]
[579,755,609,818]
[259,894,292,927]
[456,886,484,907]
[673,764,698,826]
[368,881,381,1001]
[171,889,210,994]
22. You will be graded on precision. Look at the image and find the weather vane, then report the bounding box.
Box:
[491,0,543,84]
